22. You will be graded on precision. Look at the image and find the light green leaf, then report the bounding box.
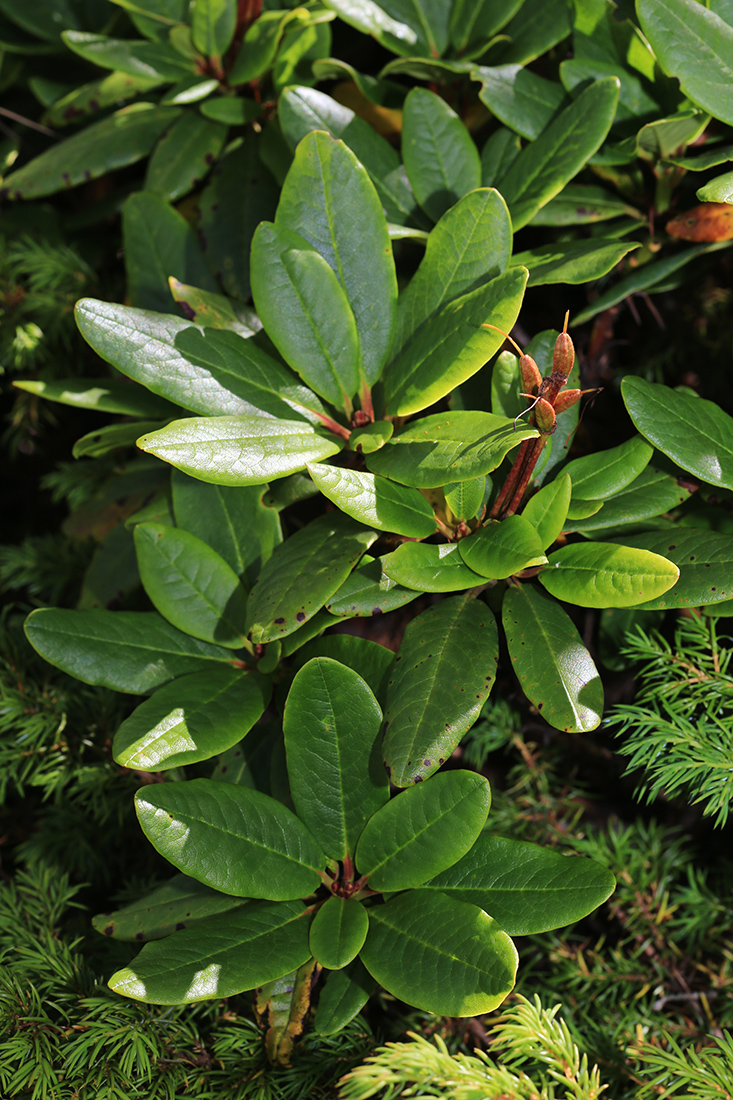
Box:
[92,874,246,942]
[522,473,571,550]
[502,584,603,732]
[608,529,733,609]
[512,239,641,286]
[245,513,377,644]
[12,377,175,419]
[73,421,167,460]
[361,891,517,1017]
[560,435,653,500]
[109,901,312,1003]
[138,416,344,487]
[697,168,733,203]
[383,595,499,787]
[356,771,491,891]
[401,88,481,222]
[419,835,615,934]
[306,463,436,538]
[458,516,548,579]
[136,779,326,899]
[24,608,235,694]
[539,542,679,607]
[168,279,262,335]
[444,477,485,522]
[310,897,369,970]
[191,0,236,65]
[145,113,226,202]
[350,420,394,454]
[381,543,487,593]
[622,376,733,490]
[284,659,387,861]
[325,556,420,618]
[113,667,270,770]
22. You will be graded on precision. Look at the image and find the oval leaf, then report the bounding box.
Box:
[325,557,420,618]
[567,466,694,534]
[382,542,486,593]
[307,463,436,538]
[402,88,481,222]
[607,529,733,609]
[522,473,571,549]
[93,874,246,942]
[458,515,548,579]
[539,542,680,607]
[309,897,369,970]
[314,960,374,1035]
[560,434,653,500]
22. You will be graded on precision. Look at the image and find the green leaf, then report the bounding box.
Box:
[392,188,511,357]
[512,239,641,286]
[697,168,733,203]
[136,779,326,900]
[113,667,270,771]
[382,594,499,787]
[73,421,167,460]
[227,11,291,84]
[275,131,398,389]
[381,267,528,416]
[191,0,236,65]
[198,134,278,302]
[306,463,436,538]
[93,874,246,942]
[24,608,235,694]
[607,529,733,609]
[401,88,481,222]
[381,543,487,593]
[44,71,165,127]
[319,0,433,57]
[560,435,653,500]
[168,279,262,335]
[145,113,226,202]
[474,63,566,141]
[138,416,344,487]
[250,222,361,411]
[361,891,517,1016]
[622,376,733,490]
[314,960,375,1035]
[637,0,733,125]
[522,473,571,550]
[12,377,175,419]
[199,97,262,124]
[350,420,394,454]
[502,584,603,732]
[309,897,369,970]
[419,835,615,934]
[163,77,221,105]
[279,85,420,227]
[368,410,537,488]
[356,771,490,891]
[444,477,485,522]
[567,466,694,534]
[75,299,329,424]
[62,31,194,79]
[458,516,548,579]
[122,191,218,313]
[450,0,523,53]
[490,0,572,64]
[109,901,312,1003]
[245,513,377,644]
[530,183,638,226]
[0,104,180,200]
[539,542,679,607]
[172,472,281,587]
[134,523,249,648]
[284,659,387,861]
[480,127,521,187]
[325,556,419,618]
[291,636,394,703]
[498,78,619,230]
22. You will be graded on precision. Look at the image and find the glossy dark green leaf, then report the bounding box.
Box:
[251,222,361,410]
[245,513,377,644]
[307,464,436,538]
[277,612,332,659]
[1,104,180,200]
[44,71,164,127]
[114,667,270,771]
[291,636,394,704]
[275,130,398,388]
[62,32,194,79]
[490,0,572,64]
[314,960,374,1035]
[191,0,236,65]
[109,901,312,1003]
[75,299,329,424]
[136,779,326,899]
[357,771,490,891]
[503,584,603,732]
[93,874,247,942]
[480,127,521,187]
[198,134,278,302]
[325,556,420,618]
[145,113,226,201]
[279,86,420,226]
[419,835,615,935]
[368,410,537,488]
[622,376,733,491]
[512,239,640,286]
[458,516,548,579]
[383,594,498,787]
[393,188,511,356]
[474,63,566,140]
[522,473,571,550]
[134,523,249,648]
[361,891,517,1017]
[498,78,619,230]
[381,267,527,416]
[402,88,481,222]
[138,416,343,487]
[284,659,387,861]
[382,543,486,593]
[568,467,694,534]
[24,608,235,694]
[561,435,653,501]
[13,377,175,418]
[638,0,733,125]
[608,529,733,609]
[168,279,261,335]
[227,10,291,83]
[122,191,218,313]
[172,472,281,586]
[539,542,679,608]
[310,897,369,971]
[198,97,262,124]
[450,0,523,54]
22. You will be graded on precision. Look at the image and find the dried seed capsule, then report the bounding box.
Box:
[552,331,575,379]
[520,354,542,396]
[553,388,583,413]
[531,397,557,434]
